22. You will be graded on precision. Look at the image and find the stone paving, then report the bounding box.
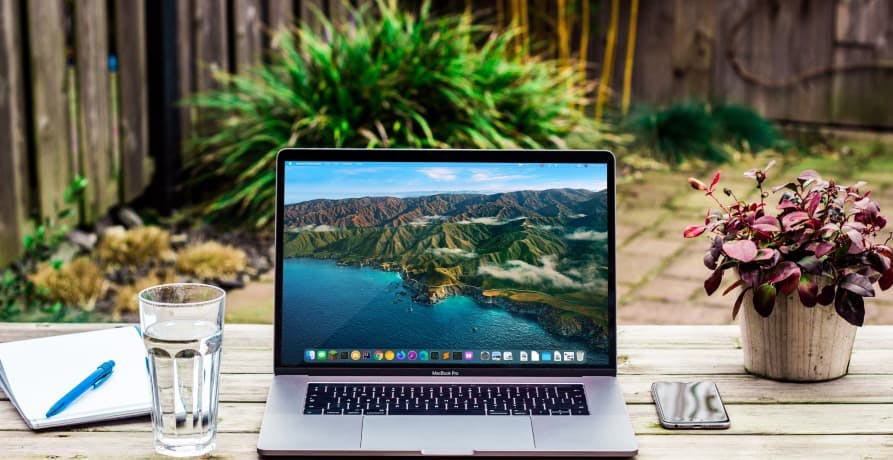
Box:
[226,141,893,325]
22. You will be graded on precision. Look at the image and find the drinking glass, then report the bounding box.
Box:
[139,283,225,457]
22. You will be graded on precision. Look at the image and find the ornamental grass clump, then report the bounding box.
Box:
[187,0,601,227]
[114,269,176,316]
[97,226,172,267]
[175,242,247,281]
[684,161,893,326]
[31,257,104,311]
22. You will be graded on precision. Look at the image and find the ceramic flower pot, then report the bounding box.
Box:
[739,286,857,382]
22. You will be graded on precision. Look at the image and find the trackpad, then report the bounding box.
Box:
[361,416,534,453]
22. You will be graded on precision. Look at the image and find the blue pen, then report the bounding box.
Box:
[45,360,116,418]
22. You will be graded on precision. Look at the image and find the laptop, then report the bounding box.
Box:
[258,149,637,456]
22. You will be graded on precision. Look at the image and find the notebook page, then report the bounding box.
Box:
[0,326,151,427]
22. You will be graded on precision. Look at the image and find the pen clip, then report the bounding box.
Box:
[92,367,114,389]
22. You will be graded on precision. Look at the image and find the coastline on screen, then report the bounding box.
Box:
[280,162,611,367]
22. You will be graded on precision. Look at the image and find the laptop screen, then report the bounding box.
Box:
[278,157,613,370]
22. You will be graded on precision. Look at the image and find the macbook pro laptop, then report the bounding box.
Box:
[258,149,637,456]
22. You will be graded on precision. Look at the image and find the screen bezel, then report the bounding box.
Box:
[274,148,617,377]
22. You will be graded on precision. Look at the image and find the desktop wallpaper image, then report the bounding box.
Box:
[280,162,611,366]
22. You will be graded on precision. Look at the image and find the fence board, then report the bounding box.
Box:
[75,0,116,223]
[0,0,30,262]
[194,0,230,92]
[711,0,751,106]
[831,0,893,127]
[266,0,295,33]
[234,0,263,73]
[26,0,73,223]
[629,0,674,106]
[193,0,229,148]
[115,0,150,203]
[300,0,324,35]
[716,0,834,122]
[176,0,196,146]
[670,0,715,100]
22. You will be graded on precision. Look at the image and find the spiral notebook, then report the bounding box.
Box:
[0,326,152,430]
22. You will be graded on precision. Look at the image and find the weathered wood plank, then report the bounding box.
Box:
[299,0,324,36]
[0,323,275,348]
[265,0,294,34]
[670,0,715,100]
[709,0,750,109]
[115,0,151,202]
[194,0,229,93]
[3,323,892,351]
[128,347,890,375]
[158,346,893,376]
[192,0,229,147]
[0,431,260,458]
[0,431,890,459]
[2,401,889,436]
[713,0,834,123]
[0,402,264,433]
[176,0,196,147]
[831,0,893,127]
[75,0,116,222]
[634,434,893,460]
[233,0,263,74]
[620,373,893,405]
[619,348,893,376]
[619,325,893,350]
[7,372,892,405]
[214,372,893,406]
[26,0,74,223]
[0,0,30,265]
[628,0,675,106]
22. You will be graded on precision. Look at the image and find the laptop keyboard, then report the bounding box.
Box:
[303,383,589,416]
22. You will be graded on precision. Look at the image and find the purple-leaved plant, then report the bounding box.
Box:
[684,161,893,326]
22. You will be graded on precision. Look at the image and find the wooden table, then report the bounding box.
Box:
[1,323,891,458]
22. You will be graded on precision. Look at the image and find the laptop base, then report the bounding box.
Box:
[258,375,637,457]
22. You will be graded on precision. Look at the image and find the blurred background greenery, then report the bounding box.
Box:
[1,0,891,324]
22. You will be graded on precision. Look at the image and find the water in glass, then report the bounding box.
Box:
[144,319,222,457]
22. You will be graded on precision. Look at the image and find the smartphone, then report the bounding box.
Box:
[651,381,730,429]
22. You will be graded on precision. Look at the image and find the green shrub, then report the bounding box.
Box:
[628,103,780,165]
[1,177,87,321]
[712,104,778,152]
[187,0,601,227]
[628,103,723,165]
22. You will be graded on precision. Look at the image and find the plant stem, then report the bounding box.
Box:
[707,191,731,214]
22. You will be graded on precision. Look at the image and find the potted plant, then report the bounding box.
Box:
[684,161,893,381]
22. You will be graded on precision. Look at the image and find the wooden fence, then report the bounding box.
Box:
[590,0,893,128]
[1,0,891,265]
[1,0,153,263]
[0,0,346,264]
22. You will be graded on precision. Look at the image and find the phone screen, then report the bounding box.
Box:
[652,381,729,423]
